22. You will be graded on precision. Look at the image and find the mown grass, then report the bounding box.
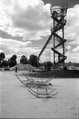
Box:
[23,70,79,78]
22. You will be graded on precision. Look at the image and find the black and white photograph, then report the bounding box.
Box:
[0,0,79,118]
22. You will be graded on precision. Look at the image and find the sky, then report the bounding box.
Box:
[0,0,79,63]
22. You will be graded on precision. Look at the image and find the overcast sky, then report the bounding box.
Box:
[0,0,79,63]
[43,0,79,8]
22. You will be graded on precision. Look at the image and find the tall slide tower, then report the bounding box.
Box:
[38,3,68,70]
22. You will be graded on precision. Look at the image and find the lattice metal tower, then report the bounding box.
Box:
[50,3,68,70]
[38,3,68,70]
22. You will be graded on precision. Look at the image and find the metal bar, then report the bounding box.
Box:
[54,40,66,49]
[53,19,55,70]
[38,23,62,59]
[38,31,53,59]
[51,48,63,56]
[62,25,65,69]
[54,32,66,41]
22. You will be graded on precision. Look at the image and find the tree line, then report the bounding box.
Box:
[0,52,17,68]
[0,52,53,70]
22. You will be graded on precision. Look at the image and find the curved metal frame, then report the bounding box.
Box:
[28,87,58,98]
[15,72,58,98]
[16,72,55,86]
[15,74,28,86]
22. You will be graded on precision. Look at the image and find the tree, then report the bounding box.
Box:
[11,54,17,61]
[8,54,17,67]
[0,52,5,67]
[20,55,28,64]
[0,52,5,61]
[44,61,53,70]
[3,60,8,67]
[28,55,38,67]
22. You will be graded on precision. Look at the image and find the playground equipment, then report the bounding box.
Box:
[16,72,58,98]
[16,3,68,98]
[38,3,68,70]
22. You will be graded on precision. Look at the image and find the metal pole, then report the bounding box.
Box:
[53,19,55,70]
[62,24,65,70]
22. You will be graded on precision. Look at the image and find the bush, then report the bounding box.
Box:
[44,61,53,70]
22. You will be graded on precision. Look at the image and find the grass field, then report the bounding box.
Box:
[20,70,79,78]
